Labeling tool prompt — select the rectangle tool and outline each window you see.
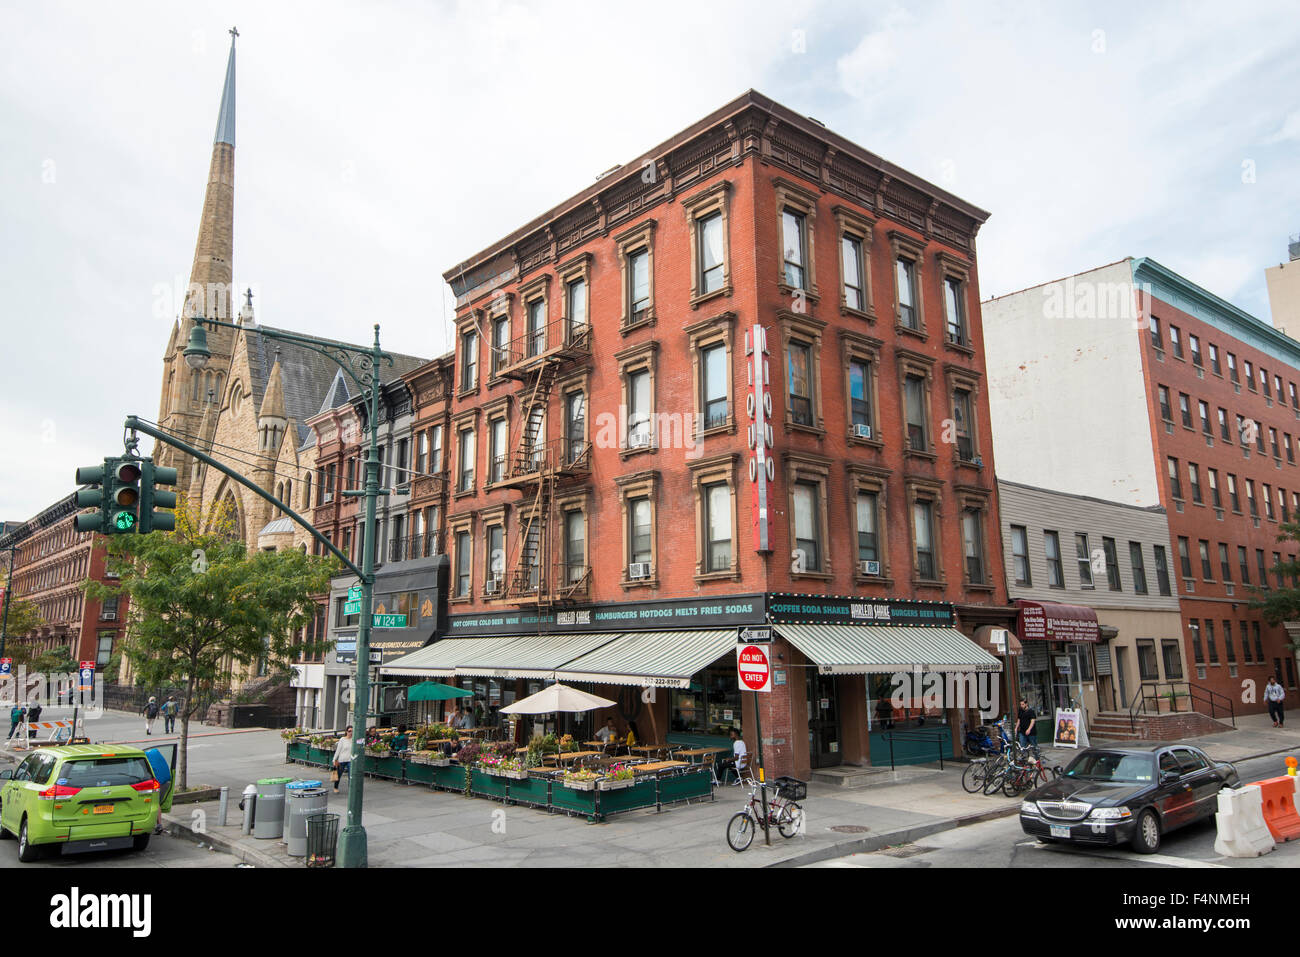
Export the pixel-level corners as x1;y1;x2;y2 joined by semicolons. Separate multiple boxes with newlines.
96;630;114;668
1292;382;1299;409
858;492;880;564
1240;621;1252;663
842;234;866;312
1245;359;1255;390
793;483;822;573
1129;542;1147;594
1282;488;1290;523
525;297;546;358
489;417;508;484
944;276;967;346
1275;551;1285;589
1177;537;1192;578
952;388;975;461
1209;343;1220;375
1247;479;1258;517
896;256;918;329
1189;334;1202;366
564;390;586;465
492;315;510;374
1263;368;1272;397
1103;536;1121;590
913;500;937;580
460;329;478;392
1011;525;1031;585
1189;620;1204;664
1219;408;1230;441
1253;622;1264;661
905;374;928;452
1287;434;1295;464
1257;548;1269;587
1258;422;1268;454
1152;544;1172;595
1205;620;1219;663
416;432;428;475
702;344;728;429
1228;352;1238;382
1199;540;1213;580
1188;463;1202;504
455;531;471;598
1179;393;1192;428
1199;400;1211;434
1076;532;1094;587
1137;640;1160;680
1044;530;1064;587
629;249;650;315
628;369;651;446
630;498;653;566
1150;316;1162;348
849;359;873;433
1265;483;1276;520
616;219;656;329
782;208;807;289
1158;386;1172;421
566;277;587;338
484;524;504;589
457;429;475;493
788;341;813;427
949;505;982;586
1228;473;1241;512
704;483;732;572
1223;621;1236;663
1208;469;1221;507
564;510;586;584
1169;325;1183;358
1219;543;1232;581
1238;545;1250;584
698;212;725;295
1162;641;1184;679
430;426;443;474
1167;457;1182;499
525;405;545;471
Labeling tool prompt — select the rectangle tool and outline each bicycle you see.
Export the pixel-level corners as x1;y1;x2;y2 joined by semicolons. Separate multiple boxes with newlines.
726;776;805;852
961;720;1010;793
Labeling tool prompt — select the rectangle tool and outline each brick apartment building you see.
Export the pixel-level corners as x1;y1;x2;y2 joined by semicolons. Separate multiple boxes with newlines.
0;496;127;669
382;91;1015;779
983;257;1300;716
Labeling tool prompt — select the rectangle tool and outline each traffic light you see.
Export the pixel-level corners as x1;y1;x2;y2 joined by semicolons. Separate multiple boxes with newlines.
106;459;142;534
73;458;111;534
140;460;178;534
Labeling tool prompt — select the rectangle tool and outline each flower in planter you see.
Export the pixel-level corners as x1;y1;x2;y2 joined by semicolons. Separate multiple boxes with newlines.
563;768;601;784
604;763;636;782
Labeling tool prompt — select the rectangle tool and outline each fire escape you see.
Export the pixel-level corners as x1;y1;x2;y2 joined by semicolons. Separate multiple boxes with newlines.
489;316;592;609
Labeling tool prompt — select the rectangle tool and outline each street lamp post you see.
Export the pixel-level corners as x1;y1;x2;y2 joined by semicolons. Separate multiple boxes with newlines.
0;544;17;660
184;314;391;868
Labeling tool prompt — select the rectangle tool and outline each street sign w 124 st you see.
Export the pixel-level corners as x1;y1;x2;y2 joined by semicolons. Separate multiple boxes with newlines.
373;614;406;628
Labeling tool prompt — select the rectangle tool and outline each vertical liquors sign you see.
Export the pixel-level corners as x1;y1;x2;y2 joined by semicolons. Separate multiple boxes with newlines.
747;323;774;553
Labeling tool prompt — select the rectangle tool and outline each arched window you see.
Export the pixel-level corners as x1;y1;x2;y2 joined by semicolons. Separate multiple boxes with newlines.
191;369;201;404
285;480;292;512
276;482;284;515
204;371;214;404
303;473;312;508
215;373;225;406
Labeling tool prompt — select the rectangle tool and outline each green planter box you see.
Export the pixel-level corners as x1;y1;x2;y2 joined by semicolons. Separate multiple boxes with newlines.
305;746;336;768
598;779;658;815
405;762;437;786
508;775;551;808
470;769;510;800
550;781;600;817
657;769;712;806
365;753;405;781
285;741;310;763
433;765;468;791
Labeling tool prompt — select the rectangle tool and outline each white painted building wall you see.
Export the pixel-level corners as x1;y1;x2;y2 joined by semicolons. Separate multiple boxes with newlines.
982;260;1160;506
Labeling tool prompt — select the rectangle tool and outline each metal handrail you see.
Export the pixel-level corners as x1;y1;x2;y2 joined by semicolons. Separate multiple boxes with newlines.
881;728;948;772
1127;679;1236;732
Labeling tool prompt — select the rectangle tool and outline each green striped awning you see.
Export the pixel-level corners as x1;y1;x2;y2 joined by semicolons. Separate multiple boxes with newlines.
380;637;524;677
453;633;623;680
555;629;738;689
776;624;1001;675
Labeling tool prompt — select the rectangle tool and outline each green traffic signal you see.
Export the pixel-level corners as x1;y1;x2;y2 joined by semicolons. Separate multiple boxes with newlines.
73;459;112;534
107;459;142;534
140;461;179;534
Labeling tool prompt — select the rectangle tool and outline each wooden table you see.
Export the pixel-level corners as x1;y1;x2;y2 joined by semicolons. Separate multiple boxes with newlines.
674;747;725;763
629;745;673;757
545;750;603;765
631;761;689;774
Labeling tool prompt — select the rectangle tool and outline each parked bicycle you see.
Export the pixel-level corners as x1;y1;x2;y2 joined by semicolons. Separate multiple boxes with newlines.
726;776;806;852
960;719;1011;793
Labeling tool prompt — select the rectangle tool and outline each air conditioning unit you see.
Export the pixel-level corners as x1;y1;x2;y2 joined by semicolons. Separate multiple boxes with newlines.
628;562;651;580
101;612;116;621
628;431;651;449
859;560;881;576
853;423;873;439
484;579;500;595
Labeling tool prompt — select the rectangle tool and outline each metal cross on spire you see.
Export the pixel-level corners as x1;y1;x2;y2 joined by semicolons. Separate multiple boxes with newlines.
230;26;239;40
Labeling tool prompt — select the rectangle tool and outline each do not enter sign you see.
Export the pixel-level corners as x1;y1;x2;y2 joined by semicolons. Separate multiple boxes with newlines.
737;643;771;693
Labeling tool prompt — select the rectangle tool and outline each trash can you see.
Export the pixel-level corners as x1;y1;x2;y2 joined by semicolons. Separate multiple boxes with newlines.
282;779;323;829
306;812;340;868
286;781;328;858
252;776;293;840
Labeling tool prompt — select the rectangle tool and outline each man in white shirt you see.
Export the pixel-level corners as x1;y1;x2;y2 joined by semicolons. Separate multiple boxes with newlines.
595;717;618;745
332;725;354;793
721;727;750;785
1265;676;1286;728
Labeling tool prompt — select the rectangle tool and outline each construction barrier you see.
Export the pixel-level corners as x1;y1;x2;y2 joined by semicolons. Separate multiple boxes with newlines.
1250;775;1300;843
1213;784;1275;858
5;719;74;750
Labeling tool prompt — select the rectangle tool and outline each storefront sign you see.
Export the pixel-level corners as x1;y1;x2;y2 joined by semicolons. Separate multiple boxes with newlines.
747;323;774;554
766;594;954;628
1016;600;1100;643
737;643;772;693
448;594;767;637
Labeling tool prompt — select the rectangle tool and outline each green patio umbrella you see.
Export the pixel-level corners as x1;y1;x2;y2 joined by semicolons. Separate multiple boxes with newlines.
407;681;473;702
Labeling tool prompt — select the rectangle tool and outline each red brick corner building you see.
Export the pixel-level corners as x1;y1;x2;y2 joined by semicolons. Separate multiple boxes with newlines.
389;91;1015;780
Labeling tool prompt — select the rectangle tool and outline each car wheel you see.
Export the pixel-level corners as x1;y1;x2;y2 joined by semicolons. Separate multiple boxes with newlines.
133;834;151;852
1130;808;1161;854
17;817;41;863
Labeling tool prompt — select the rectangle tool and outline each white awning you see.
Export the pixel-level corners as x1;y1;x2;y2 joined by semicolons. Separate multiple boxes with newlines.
555;629;738;689
776;624;1001;675
453;633;623;679
380;637;524;677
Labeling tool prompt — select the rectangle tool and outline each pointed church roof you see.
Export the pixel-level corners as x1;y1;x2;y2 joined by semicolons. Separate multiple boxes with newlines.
214;29;237;147
261;355;287;420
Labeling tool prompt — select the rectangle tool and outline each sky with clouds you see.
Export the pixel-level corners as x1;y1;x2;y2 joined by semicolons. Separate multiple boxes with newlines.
2;0;1298;520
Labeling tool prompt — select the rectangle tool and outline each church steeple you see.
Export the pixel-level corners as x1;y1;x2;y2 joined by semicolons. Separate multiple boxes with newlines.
214;27;236;147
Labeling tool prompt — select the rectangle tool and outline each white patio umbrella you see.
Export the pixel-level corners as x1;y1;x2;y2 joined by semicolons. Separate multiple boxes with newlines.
500;683;615;714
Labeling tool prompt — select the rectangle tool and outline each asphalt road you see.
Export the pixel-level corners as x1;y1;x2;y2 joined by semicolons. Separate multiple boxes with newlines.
813;753;1299;869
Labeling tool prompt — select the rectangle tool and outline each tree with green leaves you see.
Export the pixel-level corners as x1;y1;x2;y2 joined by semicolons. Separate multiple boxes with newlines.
0;595;47;659
1250;519;1300;678
84;499;336;789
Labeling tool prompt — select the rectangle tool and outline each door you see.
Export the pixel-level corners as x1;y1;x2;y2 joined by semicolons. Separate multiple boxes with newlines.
1114;648;1128;710
1172;747;1220;823
1156;749;1195;828
805;671;841;768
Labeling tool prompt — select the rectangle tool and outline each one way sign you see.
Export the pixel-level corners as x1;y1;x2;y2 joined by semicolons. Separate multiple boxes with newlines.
738;626;772;643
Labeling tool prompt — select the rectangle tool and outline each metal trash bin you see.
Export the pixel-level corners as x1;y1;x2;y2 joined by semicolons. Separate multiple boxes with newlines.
306;812;339;868
252;776;293;839
286;782;328;857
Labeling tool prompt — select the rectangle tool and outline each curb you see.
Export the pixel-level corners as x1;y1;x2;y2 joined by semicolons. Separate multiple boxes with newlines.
161;812;290;868
767;801;1022;868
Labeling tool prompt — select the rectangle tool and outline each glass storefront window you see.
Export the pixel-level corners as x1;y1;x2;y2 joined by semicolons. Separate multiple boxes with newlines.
670;663;740;735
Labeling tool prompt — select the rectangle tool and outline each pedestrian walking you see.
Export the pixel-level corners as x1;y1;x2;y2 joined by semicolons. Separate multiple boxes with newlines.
7;704;25;740
161;694;179;734
1265;675;1286;728
1015;698;1038;748
143;696;160;735
332;725;354;793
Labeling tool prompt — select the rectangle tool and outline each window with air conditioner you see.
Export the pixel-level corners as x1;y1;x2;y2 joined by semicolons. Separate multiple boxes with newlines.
849;360;872;439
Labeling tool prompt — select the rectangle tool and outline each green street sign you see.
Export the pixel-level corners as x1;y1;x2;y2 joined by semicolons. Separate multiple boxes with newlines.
343;600;362;615
348;586;363;601
372;613;406;628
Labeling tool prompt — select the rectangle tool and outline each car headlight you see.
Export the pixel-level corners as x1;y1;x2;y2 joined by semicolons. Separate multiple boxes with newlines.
1020;800;1039;816
1087;806;1131;820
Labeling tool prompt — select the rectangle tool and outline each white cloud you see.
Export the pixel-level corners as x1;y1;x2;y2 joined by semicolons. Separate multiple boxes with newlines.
1263;110;1300;144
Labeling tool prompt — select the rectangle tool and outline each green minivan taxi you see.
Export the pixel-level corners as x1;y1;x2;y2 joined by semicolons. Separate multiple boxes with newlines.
0;745;170;862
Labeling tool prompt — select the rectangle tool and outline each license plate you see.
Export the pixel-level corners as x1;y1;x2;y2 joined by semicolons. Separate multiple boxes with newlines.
93;804;114;815
1049;824;1070;838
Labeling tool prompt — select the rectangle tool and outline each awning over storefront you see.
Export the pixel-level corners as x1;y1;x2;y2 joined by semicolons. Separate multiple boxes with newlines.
1015;600;1100;643
380;637;524;677
453;632;623;680
554;629;737;689
973;625;1023;657
775;624;1002;675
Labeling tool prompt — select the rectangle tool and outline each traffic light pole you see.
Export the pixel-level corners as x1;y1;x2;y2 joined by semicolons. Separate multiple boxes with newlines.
0;545;16;660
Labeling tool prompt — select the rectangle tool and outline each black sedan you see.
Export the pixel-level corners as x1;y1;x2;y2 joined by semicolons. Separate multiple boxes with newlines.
1019;744;1239;853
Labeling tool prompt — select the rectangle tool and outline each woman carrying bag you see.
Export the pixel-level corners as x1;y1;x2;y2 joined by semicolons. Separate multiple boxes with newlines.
332;725;354;793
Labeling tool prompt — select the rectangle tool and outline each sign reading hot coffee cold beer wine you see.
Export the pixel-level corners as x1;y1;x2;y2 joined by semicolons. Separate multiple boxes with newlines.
766;594;954;627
